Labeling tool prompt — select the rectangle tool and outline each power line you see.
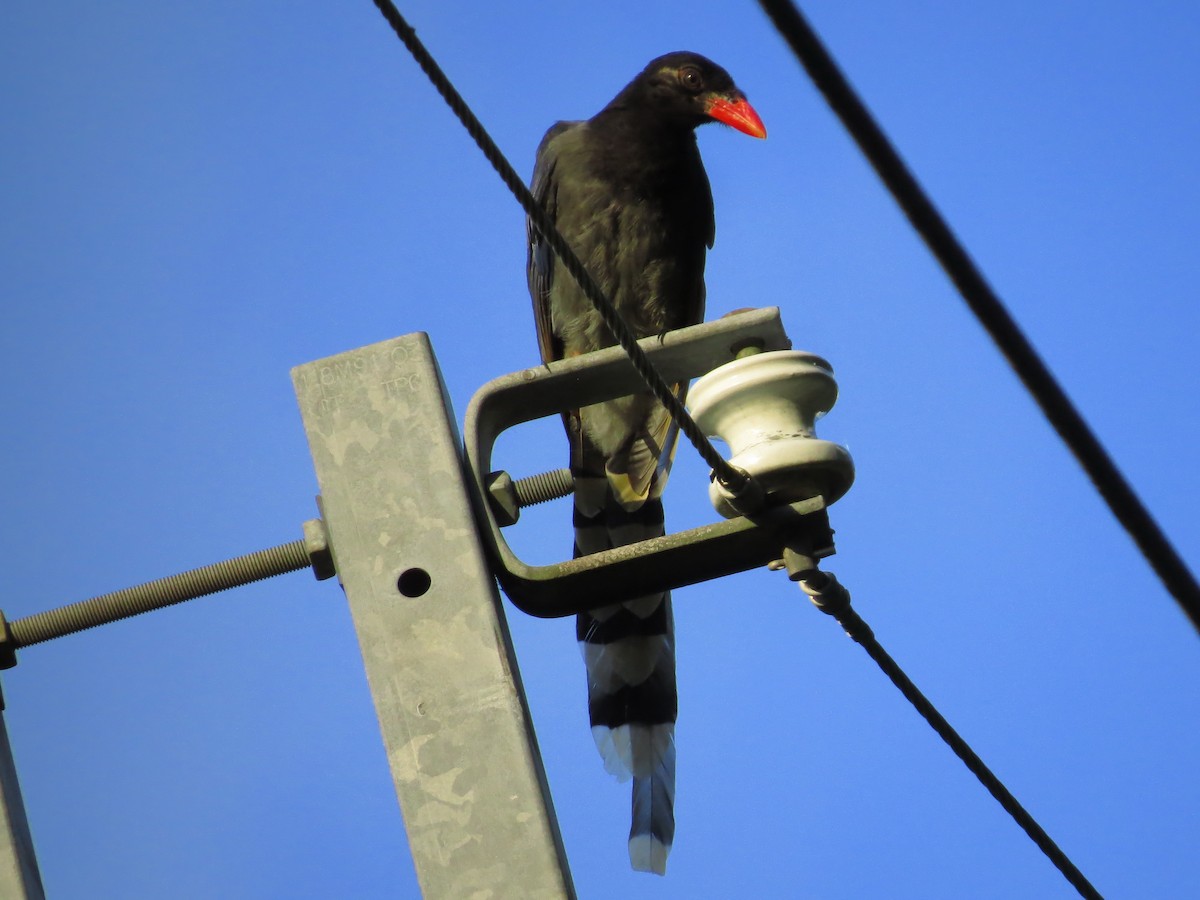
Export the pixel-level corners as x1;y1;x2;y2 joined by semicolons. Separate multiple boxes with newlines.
367;4;1113;893
795;569;1103;899
755;0;1200;634
368;0;753;498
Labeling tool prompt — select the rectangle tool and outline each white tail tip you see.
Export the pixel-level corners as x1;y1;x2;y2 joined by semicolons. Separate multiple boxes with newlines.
628;834;670;875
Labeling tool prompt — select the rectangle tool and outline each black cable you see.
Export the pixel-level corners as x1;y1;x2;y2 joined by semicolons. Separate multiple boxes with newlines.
798;571;1103;899
756;0;1200;634
368;0;750;494
366;7;1114;891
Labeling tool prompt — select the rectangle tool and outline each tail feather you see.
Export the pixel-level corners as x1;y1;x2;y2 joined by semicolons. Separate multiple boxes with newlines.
580;635;672;699
575;489;677;875
589;721;674;781
629;739;676;875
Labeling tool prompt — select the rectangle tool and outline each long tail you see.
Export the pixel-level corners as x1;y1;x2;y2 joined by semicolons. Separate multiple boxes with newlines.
574;488;677;875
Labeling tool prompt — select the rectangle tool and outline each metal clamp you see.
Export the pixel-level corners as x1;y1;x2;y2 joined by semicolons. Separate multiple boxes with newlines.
462;307;839;616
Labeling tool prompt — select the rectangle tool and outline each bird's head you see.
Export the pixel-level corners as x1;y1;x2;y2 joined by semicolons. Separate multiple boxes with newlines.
628;51;766;139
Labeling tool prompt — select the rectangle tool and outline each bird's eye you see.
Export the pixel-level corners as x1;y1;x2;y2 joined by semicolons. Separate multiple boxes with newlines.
679;66;704;93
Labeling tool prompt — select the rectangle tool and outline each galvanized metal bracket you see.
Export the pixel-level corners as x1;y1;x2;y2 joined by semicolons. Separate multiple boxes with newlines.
462;307;837;618
293;334;576;899
0;684;45;900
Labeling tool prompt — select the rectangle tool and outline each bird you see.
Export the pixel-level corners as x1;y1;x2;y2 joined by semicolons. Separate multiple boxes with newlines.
526;51;765;875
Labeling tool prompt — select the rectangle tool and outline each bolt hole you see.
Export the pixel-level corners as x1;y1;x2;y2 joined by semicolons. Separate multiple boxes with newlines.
397;567;432;598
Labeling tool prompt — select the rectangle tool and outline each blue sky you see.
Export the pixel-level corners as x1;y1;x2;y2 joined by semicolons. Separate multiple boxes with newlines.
3;2;1198;897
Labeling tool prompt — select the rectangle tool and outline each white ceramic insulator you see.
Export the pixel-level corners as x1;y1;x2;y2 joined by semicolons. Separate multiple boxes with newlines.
689;350;855;519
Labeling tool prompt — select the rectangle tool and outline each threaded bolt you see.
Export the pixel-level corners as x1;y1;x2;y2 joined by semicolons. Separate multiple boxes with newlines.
6;539;312;652
512;468;574;508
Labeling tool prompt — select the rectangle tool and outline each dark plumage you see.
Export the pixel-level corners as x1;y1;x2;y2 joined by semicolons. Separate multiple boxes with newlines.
526;51;764;875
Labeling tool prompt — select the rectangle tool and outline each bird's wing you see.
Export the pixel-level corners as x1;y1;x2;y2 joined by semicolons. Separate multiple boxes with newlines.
608;148;713;506
527;121;577;366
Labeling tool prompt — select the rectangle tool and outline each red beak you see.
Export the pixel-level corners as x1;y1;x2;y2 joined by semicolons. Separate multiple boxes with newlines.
706;95;767;139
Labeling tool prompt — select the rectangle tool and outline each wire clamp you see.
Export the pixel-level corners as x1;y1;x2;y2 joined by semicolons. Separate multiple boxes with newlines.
781;545;871;644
